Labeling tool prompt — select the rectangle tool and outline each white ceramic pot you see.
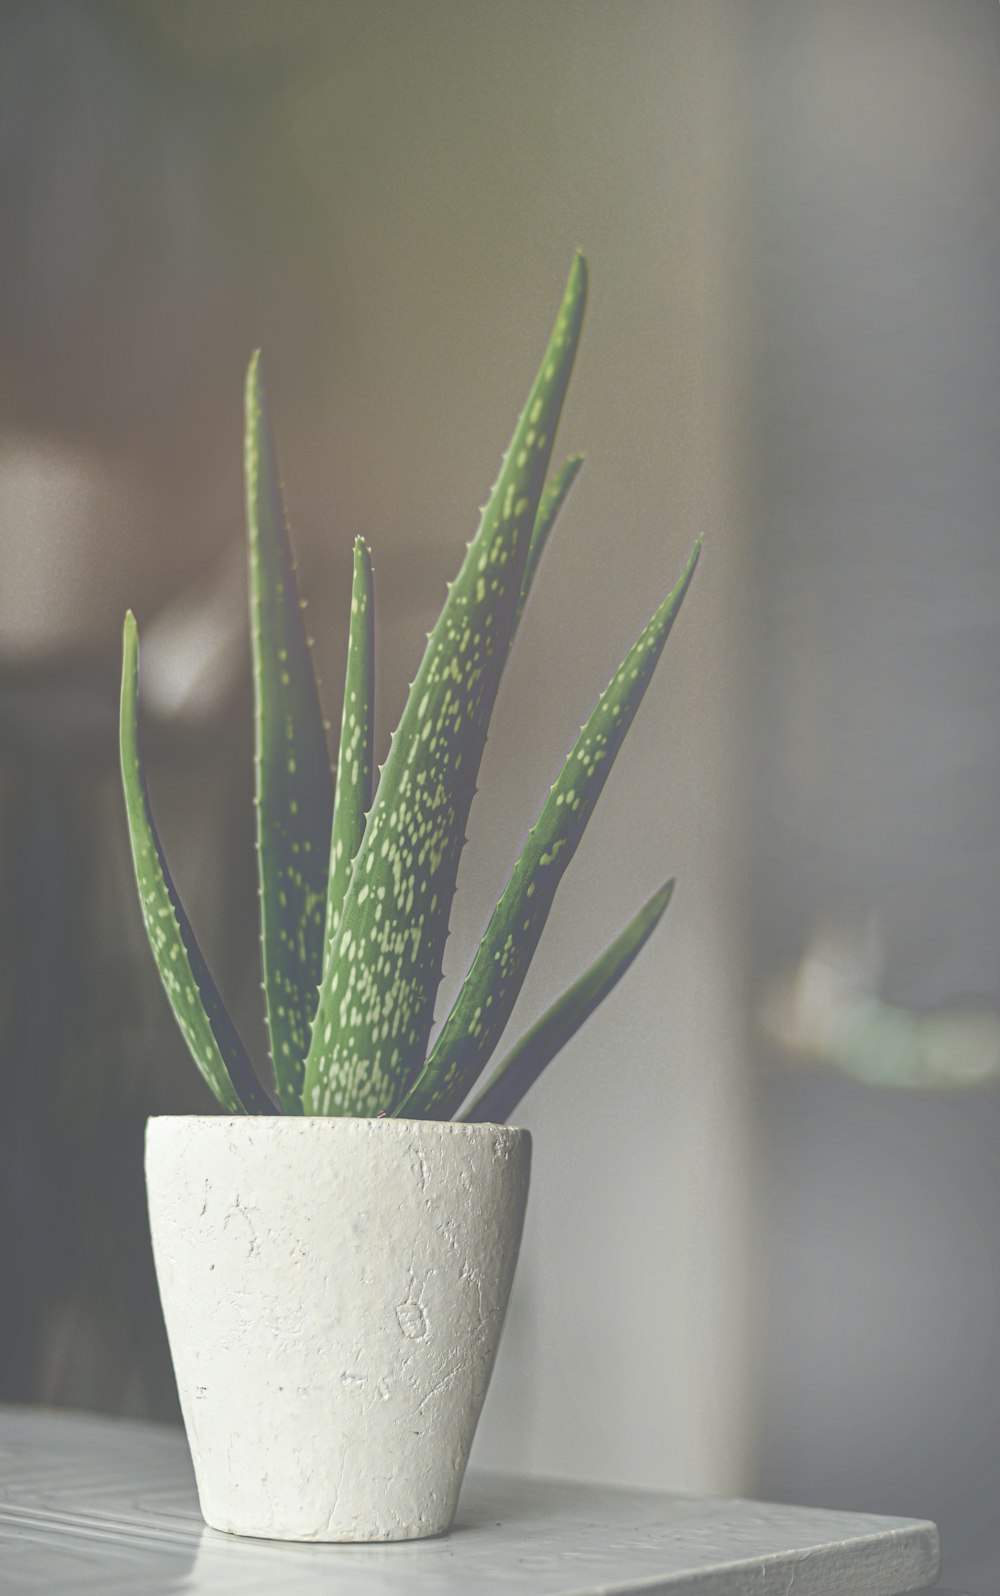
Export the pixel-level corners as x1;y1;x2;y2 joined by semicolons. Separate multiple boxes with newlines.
145;1115;530;1542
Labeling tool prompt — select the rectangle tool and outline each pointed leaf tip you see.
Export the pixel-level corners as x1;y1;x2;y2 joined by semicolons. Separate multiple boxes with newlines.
245;354;335;1111
397;542;698;1121
461;875;677;1125
514;453;587;636
314;527;377;1056
303;256;588;1116
118;614;274;1115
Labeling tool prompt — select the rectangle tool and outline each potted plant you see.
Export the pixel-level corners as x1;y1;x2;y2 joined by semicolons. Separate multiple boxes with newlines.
120;254;700;1542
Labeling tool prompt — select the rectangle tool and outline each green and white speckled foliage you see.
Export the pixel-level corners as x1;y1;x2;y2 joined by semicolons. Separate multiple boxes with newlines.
244;352;336;1113
119;255;700;1121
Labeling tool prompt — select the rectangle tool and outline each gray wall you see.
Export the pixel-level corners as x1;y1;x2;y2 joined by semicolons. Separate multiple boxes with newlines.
743;5;1000;1590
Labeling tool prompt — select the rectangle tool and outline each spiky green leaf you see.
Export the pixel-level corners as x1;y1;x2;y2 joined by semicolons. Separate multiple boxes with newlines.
395;538;700;1121
461;879;674;1124
119;613;275;1115
245;352;334;1113
302;253;588;1116
320;536;375;980
512;454;584;638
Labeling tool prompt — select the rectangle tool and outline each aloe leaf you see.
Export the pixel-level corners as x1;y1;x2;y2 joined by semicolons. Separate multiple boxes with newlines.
512;454;584;638
302;253;588;1116
320;536;375;976
119;613;276;1115
395;537;700;1121
245;352;334;1113
462;879;675;1124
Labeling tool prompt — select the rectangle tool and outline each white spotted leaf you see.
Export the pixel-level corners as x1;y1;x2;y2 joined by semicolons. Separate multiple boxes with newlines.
395;540;700;1121
512;454;584;639
461;879;675;1124
246;354;334;1113
119;613;276;1115
302;253;588;1115
319;536;375;990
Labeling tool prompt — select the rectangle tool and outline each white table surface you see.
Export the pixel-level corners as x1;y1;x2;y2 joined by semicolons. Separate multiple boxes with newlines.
0;1406;943;1595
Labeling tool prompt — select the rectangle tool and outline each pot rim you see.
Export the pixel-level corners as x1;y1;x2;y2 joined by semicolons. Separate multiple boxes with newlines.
145;1114;527;1134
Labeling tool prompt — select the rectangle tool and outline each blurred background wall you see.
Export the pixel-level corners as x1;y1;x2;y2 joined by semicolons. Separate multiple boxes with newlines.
743;6;1000;1593
0;3;997;1592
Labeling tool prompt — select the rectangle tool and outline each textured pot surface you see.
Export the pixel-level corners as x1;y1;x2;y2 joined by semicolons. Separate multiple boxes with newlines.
145;1115;530;1542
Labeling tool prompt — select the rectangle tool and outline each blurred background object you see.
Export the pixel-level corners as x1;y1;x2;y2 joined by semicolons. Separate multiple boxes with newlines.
0;2;998;1593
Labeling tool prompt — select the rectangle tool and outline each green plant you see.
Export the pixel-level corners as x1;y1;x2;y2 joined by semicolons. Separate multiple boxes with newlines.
119;255;700;1122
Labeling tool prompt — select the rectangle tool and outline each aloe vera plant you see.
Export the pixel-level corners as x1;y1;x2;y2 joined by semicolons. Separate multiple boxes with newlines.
120;255;700;1121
